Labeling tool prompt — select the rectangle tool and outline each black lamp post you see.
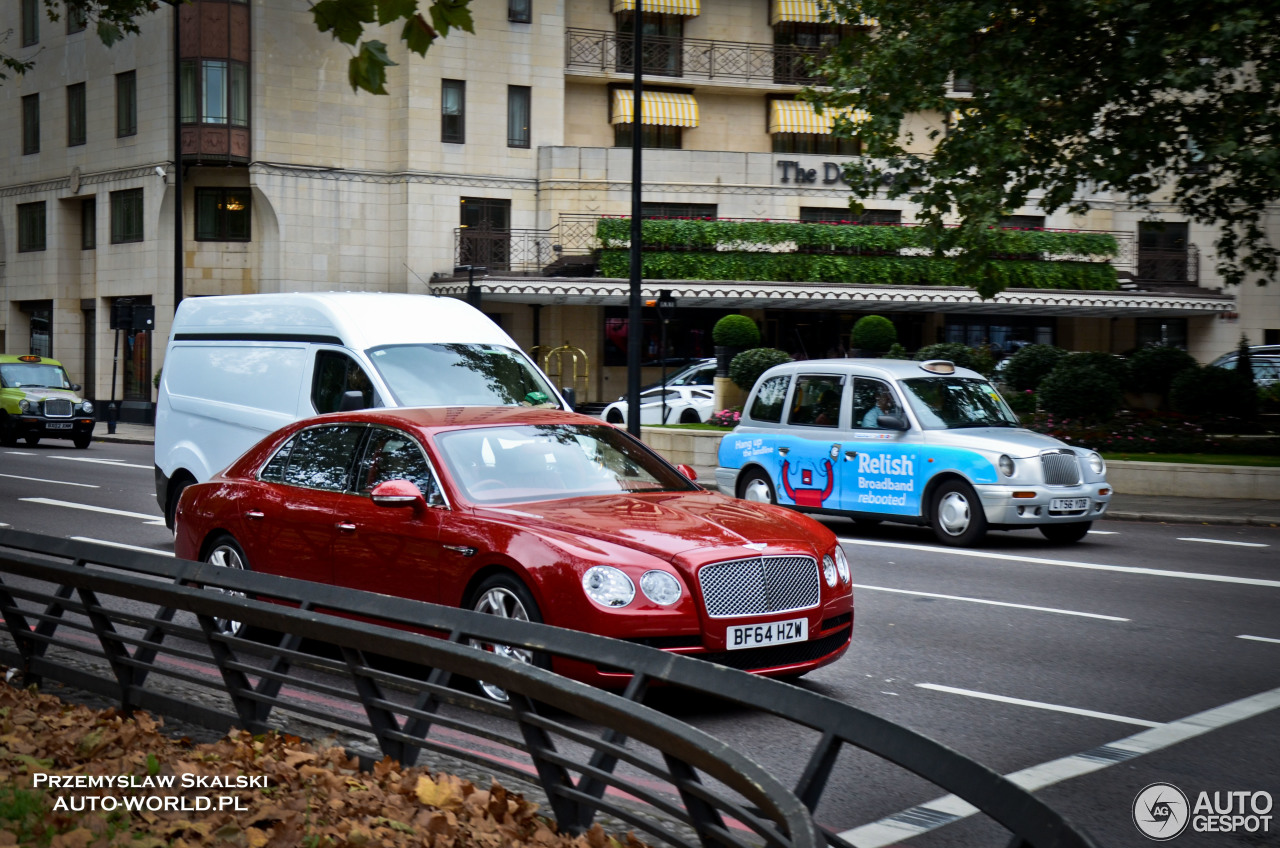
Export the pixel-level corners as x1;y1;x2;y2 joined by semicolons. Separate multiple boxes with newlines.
454;265;486;309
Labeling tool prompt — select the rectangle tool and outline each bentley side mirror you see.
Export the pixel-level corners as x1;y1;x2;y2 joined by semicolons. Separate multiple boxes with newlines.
677;464;698;482
370;479;425;509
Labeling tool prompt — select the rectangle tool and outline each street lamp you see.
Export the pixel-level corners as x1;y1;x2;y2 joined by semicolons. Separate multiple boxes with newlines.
454;265;487;309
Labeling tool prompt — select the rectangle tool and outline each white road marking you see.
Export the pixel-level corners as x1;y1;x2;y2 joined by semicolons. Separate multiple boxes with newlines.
850;583;1128;621
49;455;152;470
1177;537;1269;548
1086;530;1118;535
917;683;1160;727
69;536;174;557
839;537;1280;589
843;684;1280;847
20;498;166;524
4;452;38;456
1239;634;1280;644
0;473;98;488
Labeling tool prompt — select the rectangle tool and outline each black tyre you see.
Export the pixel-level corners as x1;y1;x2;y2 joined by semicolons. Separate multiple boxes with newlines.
737;469;777;505
1040;521;1092;544
202;534;250;636
467;574;550;702
72;435;92;450
165;475;193;532
852;518;882;531
24;436;39;447
679;408;701;424
0;416;16;447
929;479;988;546
605;407;624;425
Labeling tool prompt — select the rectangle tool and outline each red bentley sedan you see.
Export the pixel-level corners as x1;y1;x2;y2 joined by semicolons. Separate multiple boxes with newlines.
174;407;853;697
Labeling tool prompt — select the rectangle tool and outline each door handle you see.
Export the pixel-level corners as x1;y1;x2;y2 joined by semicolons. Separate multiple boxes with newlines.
844;451;857;461
335;522;356;532
778;447;790;456
245;510;264;520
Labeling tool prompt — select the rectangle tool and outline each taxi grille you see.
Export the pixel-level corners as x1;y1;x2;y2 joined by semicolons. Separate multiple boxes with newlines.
43;399;73;418
698;555;820;618
1040;450;1081;486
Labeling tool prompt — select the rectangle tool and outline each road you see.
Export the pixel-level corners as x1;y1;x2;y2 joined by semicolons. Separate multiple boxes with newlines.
0;440;1276;847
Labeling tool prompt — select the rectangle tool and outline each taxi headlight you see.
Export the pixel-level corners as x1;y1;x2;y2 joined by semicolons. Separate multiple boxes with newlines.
639;570;682;606
998;454;1015;477
80;400;94;414
834;546;851;583
821;555;838;588
1088;451;1105;475
582;566;635;608
18;400;31;413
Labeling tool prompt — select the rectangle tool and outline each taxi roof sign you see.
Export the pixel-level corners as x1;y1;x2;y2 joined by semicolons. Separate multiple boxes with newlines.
919;359;955;375
18;355;42;363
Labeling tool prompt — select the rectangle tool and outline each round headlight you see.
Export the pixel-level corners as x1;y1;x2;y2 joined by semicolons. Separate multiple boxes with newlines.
18;400;31;413
639;570;682;606
834;546;851;583
80;400;94;414
1088;451;1105;475
998;454;1015;477
821;555;838;588
582;566;635;608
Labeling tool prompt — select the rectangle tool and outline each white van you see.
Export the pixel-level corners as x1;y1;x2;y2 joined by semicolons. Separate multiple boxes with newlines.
155;292;564;527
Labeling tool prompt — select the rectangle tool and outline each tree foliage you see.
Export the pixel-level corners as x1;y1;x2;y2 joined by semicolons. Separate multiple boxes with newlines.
2;1;475;95
813;0;1280;296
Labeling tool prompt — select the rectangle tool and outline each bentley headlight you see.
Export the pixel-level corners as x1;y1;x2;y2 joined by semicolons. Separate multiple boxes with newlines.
1088;451;1105;475
822;555;838;588
582;566;635;608
834;546;851;583
80;400;94;414
639;570;682;606
998;454;1015;477
18;400;31;413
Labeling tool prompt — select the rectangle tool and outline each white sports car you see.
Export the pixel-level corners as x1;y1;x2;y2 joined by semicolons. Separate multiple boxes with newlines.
602;386;716;425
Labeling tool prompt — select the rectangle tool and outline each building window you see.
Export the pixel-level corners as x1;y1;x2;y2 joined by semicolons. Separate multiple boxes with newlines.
942;315;1054;354
22;0;39;45
509;0;531;23
23;302;53;358
116;71;137;137
67;83;87;146
22;94;40;155
615;12;683;76
1000;215;1045;229
195;188;252;241
442;79;465;143
507;85;531;148
613;123;682;150
641;202;716;219
81;198;96;250
18;202;47;253
801;207;901;225
459;196;512;270
1135;318;1188;350
180;60;250;126
772;133;860;156
110;189;144;244
67;3;87;33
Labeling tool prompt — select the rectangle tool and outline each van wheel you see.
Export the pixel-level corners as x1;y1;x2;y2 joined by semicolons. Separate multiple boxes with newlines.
1040;522;1092;544
467;574;550;702
738;470;777;505
203;534;251;637
930;480;987;547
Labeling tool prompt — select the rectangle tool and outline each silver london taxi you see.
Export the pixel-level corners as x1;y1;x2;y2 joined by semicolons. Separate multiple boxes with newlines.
715;359;1111;546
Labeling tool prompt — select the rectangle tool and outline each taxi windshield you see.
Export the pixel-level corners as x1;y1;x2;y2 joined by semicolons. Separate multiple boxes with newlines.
900;377;1019;430
366;343;560;409
0;362;73;390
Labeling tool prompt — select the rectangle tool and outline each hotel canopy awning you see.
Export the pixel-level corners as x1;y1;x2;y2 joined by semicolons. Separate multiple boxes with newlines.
611;0;700;15
771;0;874;26
611;90;700;127
769;100;870;134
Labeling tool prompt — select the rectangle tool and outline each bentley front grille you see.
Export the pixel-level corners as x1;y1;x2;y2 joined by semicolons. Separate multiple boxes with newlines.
698;555;820;618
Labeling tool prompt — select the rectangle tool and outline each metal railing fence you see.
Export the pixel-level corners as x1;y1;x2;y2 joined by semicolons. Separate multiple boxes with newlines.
0;529;1095;848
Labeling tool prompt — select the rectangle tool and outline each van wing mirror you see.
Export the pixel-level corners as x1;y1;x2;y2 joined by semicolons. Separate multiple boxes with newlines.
877;413;910;431
338;390;367;412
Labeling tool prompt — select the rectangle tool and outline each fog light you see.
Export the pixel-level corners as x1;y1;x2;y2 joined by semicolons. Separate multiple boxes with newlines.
1099;488;1111;496
1013;491;1036;499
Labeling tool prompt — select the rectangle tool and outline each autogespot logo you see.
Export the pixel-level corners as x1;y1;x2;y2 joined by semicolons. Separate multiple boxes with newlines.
1134;783;1190;841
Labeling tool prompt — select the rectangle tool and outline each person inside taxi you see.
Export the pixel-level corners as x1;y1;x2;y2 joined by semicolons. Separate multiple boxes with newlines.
860;387;900;428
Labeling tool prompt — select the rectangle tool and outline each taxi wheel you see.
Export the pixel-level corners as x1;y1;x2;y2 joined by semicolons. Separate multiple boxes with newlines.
0;416;15;447
930;480;987;546
203;534;251;637
467;574;550;702
73;435;91;450
679;408;701;424
1040;522;1092;544
738;470;777;505
24;436;40;447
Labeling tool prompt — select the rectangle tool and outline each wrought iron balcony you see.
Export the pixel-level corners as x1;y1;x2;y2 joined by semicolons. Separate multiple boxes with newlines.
565;28;826;86
1136;246;1200;285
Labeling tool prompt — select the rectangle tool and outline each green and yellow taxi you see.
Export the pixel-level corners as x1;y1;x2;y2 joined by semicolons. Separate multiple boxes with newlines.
0;355;96;449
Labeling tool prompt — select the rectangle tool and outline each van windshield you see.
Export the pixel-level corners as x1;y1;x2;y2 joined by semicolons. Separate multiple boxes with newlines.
900;377;1019;430
367;343;561;408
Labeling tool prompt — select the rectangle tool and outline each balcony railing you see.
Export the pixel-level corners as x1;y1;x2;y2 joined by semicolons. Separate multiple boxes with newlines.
566;28;826;86
1136;246;1200;285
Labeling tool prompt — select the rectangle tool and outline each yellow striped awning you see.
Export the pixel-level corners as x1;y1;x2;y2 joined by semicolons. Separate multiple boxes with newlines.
771;0;875;26
611;0;700;15
769;100;869;134
611;90;700;127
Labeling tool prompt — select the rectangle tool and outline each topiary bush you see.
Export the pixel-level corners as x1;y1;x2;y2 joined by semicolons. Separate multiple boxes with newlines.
882;342;911;360
1169;366;1258;421
913;343;979;371
1057;351;1128;385
1038;358;1123;420
729;348;792;391
850;315;897;354
1000;344;1067;392
712;314;761;348
1125;345;1198;395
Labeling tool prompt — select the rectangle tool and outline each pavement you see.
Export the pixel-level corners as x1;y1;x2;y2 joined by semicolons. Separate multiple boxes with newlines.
92;423;1280;527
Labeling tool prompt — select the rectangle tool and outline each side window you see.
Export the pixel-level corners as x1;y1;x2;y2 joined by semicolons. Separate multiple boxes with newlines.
788;374;845;428
260;434;297;482
312;350;375;414
356;427;442;504
853;378;903;429
748;375;790;423
282;426;364;491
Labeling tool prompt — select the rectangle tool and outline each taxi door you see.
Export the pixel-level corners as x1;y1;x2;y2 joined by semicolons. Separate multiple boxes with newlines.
837;377;924;517
772;373;847;511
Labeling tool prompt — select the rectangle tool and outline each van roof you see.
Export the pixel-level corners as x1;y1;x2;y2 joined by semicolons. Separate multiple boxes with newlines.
169;292;516;351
